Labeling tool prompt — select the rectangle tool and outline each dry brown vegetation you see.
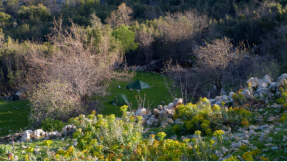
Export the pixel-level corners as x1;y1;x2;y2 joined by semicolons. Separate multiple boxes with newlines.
165;37;254;102
195;37;246;96
155;10;208;64
20;16;132;124
105;3;133;28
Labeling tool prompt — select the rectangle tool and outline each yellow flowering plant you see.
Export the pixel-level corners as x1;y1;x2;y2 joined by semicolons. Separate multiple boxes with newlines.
174;98;252;136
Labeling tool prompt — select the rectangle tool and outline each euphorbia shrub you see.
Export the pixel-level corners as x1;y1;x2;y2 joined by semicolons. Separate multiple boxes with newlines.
174;97;252;135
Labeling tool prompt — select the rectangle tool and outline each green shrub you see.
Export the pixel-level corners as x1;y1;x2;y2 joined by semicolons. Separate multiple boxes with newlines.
41;118;66;132
112;25;138;53
69;107;143;152
45;107;228;161
29;80;83;125
174;97;252;135
0;144;11;155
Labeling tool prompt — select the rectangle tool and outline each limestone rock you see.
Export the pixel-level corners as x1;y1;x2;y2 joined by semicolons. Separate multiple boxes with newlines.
246;77;259;88
73;142;78;147
167;103;174;110
267;116;275;122
277;73;287;82
262;75;273;84
135;108;147;116
277;79;287;88
34;129;44;138
175;119;183;124
214;96;223;102
157;105;163;111
167;118;174;124
20;131;31;142
257;124;268;130
268;82;277;92
244;135;249;140
271;146;279;150
241;140;250;145
173;98;183;108
171;135;177;140
164;109;175;118
209;99;216;104
153;109;160;117
34;148;40;155
256;88;268;95
160;121;169;128
231;141;241;148
181;136;188;141
24;130;33;134
147;120;152;126
61;125;76;136
258;83;268;89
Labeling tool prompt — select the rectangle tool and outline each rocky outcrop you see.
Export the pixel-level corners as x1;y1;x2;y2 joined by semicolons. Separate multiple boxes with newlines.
209;74;287;106
134;98;182;128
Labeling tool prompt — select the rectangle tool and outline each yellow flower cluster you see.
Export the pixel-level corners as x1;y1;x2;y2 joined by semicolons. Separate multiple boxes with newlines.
37;105;261;161
210;140;215;145
120;105;128;112
239;145;248;151
223;156;238;161
213;130;225;137
261;157;270;161
241;118;249;127
242;152;253;161
157;132;167;140
26;147;34;153
228;107;252;117
195;130;201;135
205;128;212;135
213;104;221;111
43;140;53;147
242;149;261;161
200;120;210;130
279;113;287;122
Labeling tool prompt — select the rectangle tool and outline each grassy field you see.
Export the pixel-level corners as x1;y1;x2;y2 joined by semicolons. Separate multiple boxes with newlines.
0;99;30;137
0;71;178;136
99;71;179;116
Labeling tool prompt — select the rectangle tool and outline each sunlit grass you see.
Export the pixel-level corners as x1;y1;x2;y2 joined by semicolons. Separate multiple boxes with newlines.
0;99;30;137
99;71;179;116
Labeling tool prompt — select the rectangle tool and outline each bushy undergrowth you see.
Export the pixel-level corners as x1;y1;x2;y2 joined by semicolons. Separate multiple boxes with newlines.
173;98;252;135
69;107;143;153
0;145;11;155
42;107;229;161
29;80;83;125
2;99;284;161
41;118;66;132
275;82;287;123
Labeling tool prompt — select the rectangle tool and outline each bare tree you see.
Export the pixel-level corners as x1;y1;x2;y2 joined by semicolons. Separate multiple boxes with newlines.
196;37;246;96
105;3;133;28
136;29;154;63
22;16;132;123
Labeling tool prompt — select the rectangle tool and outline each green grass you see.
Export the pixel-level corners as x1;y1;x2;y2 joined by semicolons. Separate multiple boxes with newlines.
99;71;179;116
0;99;30;137
0;71;178;136
0;138;74;161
